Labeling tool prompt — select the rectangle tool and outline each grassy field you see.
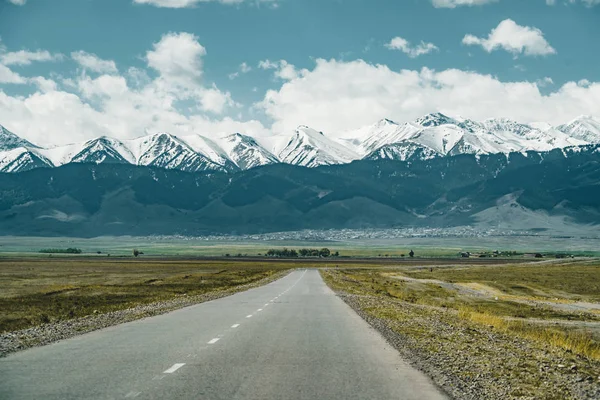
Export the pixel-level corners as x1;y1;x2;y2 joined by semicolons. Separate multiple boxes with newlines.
321;260;600;399
0;253;544;335
0;257;300;333
1;235;600;258
403;260;600;302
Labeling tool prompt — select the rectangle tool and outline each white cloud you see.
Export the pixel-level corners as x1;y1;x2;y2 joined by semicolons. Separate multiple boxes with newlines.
258;59;303;80
7;0;27;5
434;0;600;6
0;50;62;66
30;77;58;93
257;58;600;134
548;0;600;6
463;19;556;56
198;85;235;113
229;62;252;80
385;37;439;58
0;64;26;84
146;32;205;86
431;0;498;8
71;51;118;74
536;77;554;87
144;32;235;114
0;33;262;146
133;0;277;8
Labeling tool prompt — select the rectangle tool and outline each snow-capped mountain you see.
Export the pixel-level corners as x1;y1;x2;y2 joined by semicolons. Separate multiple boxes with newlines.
0;125;39;151
556;115;600;143
350;113;594;162
276;126;360;168
337;118;420;156
0;147;53;173
215;133;279;170
1;113;600;173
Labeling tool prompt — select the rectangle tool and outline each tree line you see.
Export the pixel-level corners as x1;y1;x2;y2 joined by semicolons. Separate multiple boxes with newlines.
265;248;339;258
39;248;82;254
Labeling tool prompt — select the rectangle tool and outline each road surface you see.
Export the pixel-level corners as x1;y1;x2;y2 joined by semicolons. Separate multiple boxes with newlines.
0;270;447;400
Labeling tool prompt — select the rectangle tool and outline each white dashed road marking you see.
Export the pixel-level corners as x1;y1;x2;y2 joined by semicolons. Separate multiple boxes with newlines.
231;324;240;328
246;315;253;318
163;363;185;374
208;338;220;344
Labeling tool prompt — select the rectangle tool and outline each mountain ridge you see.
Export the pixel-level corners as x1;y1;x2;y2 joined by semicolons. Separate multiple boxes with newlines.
1;113;599;173
1;144;598;236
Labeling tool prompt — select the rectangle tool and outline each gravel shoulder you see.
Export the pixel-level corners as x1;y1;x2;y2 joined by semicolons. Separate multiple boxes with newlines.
0;270;290;357
322;271;600;400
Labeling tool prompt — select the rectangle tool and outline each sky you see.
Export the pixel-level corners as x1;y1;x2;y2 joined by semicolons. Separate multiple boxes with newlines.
0;0;599;146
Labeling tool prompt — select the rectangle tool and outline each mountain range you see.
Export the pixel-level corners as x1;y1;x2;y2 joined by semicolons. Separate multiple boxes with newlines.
1;144;599;236
2;113;600;173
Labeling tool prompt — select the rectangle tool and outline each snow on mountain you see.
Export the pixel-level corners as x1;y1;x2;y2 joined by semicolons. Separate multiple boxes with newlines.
179;134;237;170
129;133;228;172
214;133;278;170
557;115;600;143
0;147;53;173
2;113;600;173
336;118;420;156
277;126;360;167
364;142;441;161
0;125;38;151
367;114;595;162
482;118;585;151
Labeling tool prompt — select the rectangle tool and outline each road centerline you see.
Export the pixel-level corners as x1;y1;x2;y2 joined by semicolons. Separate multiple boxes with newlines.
163;363;185;374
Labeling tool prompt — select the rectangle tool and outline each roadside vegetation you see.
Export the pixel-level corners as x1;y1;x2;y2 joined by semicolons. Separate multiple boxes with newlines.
0;258;296;333
322;260;600;399
39;248;82;254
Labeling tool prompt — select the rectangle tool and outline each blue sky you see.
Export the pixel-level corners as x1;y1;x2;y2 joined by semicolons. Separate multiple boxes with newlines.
0;0;599;146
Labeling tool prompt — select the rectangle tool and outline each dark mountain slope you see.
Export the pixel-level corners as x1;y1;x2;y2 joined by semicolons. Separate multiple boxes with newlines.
0;146;598;236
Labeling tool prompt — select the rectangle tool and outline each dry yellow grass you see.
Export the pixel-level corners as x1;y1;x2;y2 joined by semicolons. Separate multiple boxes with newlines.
458;307;600;360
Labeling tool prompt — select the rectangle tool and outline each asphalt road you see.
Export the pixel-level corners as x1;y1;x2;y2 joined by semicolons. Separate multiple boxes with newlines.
0;270;447;400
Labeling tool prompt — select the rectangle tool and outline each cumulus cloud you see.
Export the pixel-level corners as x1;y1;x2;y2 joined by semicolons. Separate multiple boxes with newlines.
0;64;26;84
258;59;304;80
385;37;439;58
146;32;205;85
431;0;498;8
145;32;234;114
463;19;556;56
0;33;263;146
257;58;599;134
229;62;252;80
7;0;27;5
71;51;118;74
0;50;62;66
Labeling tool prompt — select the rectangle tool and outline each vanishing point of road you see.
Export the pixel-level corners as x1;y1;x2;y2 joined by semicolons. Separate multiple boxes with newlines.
0;270;447;400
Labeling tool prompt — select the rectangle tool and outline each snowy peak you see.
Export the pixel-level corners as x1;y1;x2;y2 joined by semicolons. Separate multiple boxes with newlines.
217;132;278;170
70;137;130;165
414;113;456;127
0;147;53;173
2;112;600;173
131;132;228;172
278;126;359;167
374;118;398;128
557;115;600;143
0;125;38;151
483;118;535;138
338;119;418;156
